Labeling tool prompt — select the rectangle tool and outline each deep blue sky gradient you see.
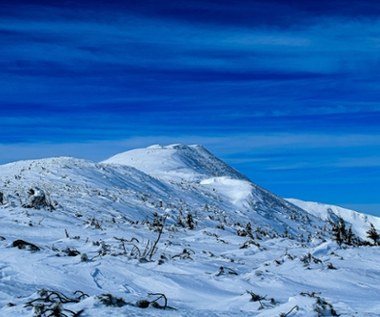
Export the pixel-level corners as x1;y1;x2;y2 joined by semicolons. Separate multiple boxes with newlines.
1;1;380;215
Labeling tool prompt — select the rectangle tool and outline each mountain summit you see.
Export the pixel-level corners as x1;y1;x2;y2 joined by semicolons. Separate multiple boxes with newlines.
102;144;247;182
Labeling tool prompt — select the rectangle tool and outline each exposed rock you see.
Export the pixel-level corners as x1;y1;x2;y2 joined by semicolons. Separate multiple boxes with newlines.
22;187;55;211
12;239;40;252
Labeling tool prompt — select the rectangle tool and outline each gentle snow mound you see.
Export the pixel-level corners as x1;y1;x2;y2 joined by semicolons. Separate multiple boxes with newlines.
200;177;254;208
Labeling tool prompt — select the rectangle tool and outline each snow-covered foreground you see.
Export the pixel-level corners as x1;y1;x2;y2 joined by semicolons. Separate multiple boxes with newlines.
0;144;379;316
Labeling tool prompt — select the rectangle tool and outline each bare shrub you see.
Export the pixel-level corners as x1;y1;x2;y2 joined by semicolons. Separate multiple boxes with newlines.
97;294;126;307
25;289;87;317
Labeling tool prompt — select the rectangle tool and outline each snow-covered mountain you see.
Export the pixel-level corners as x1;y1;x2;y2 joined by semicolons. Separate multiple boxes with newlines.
1;146;319;236
0;144;379;316
102;144;322;236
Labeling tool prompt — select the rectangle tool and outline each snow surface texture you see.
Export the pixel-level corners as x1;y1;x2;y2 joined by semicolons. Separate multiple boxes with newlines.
0;144;379;316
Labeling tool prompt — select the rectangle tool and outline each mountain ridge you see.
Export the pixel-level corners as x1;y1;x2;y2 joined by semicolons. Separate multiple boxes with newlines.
1;145;378;237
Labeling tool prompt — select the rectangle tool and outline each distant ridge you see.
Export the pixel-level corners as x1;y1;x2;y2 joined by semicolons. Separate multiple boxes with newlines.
288;198;380;239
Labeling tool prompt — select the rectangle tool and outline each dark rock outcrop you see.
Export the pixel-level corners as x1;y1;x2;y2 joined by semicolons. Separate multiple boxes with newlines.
12;239;40;252
22;187;55;211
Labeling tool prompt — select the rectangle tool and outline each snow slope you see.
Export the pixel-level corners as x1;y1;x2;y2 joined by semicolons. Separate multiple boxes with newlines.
287;198;380;239
0;145;379;316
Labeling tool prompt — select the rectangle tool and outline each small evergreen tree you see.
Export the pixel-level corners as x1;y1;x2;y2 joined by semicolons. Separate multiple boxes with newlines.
346;226;354;246
245;222;253;239
366;223;379;245
186;213;195;230
332;217;346;246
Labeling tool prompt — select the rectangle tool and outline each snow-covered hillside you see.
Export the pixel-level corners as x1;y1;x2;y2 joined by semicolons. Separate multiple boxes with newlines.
288;198;380;239
0;145;379;316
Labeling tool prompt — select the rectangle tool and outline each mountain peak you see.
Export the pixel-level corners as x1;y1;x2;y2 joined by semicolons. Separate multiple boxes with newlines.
102;144;247;182
146;143;206;151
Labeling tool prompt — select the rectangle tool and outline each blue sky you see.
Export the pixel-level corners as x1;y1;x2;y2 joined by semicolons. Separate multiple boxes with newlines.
1;1;380;216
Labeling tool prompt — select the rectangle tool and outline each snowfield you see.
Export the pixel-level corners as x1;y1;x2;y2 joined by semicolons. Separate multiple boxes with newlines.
0;144;379;316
